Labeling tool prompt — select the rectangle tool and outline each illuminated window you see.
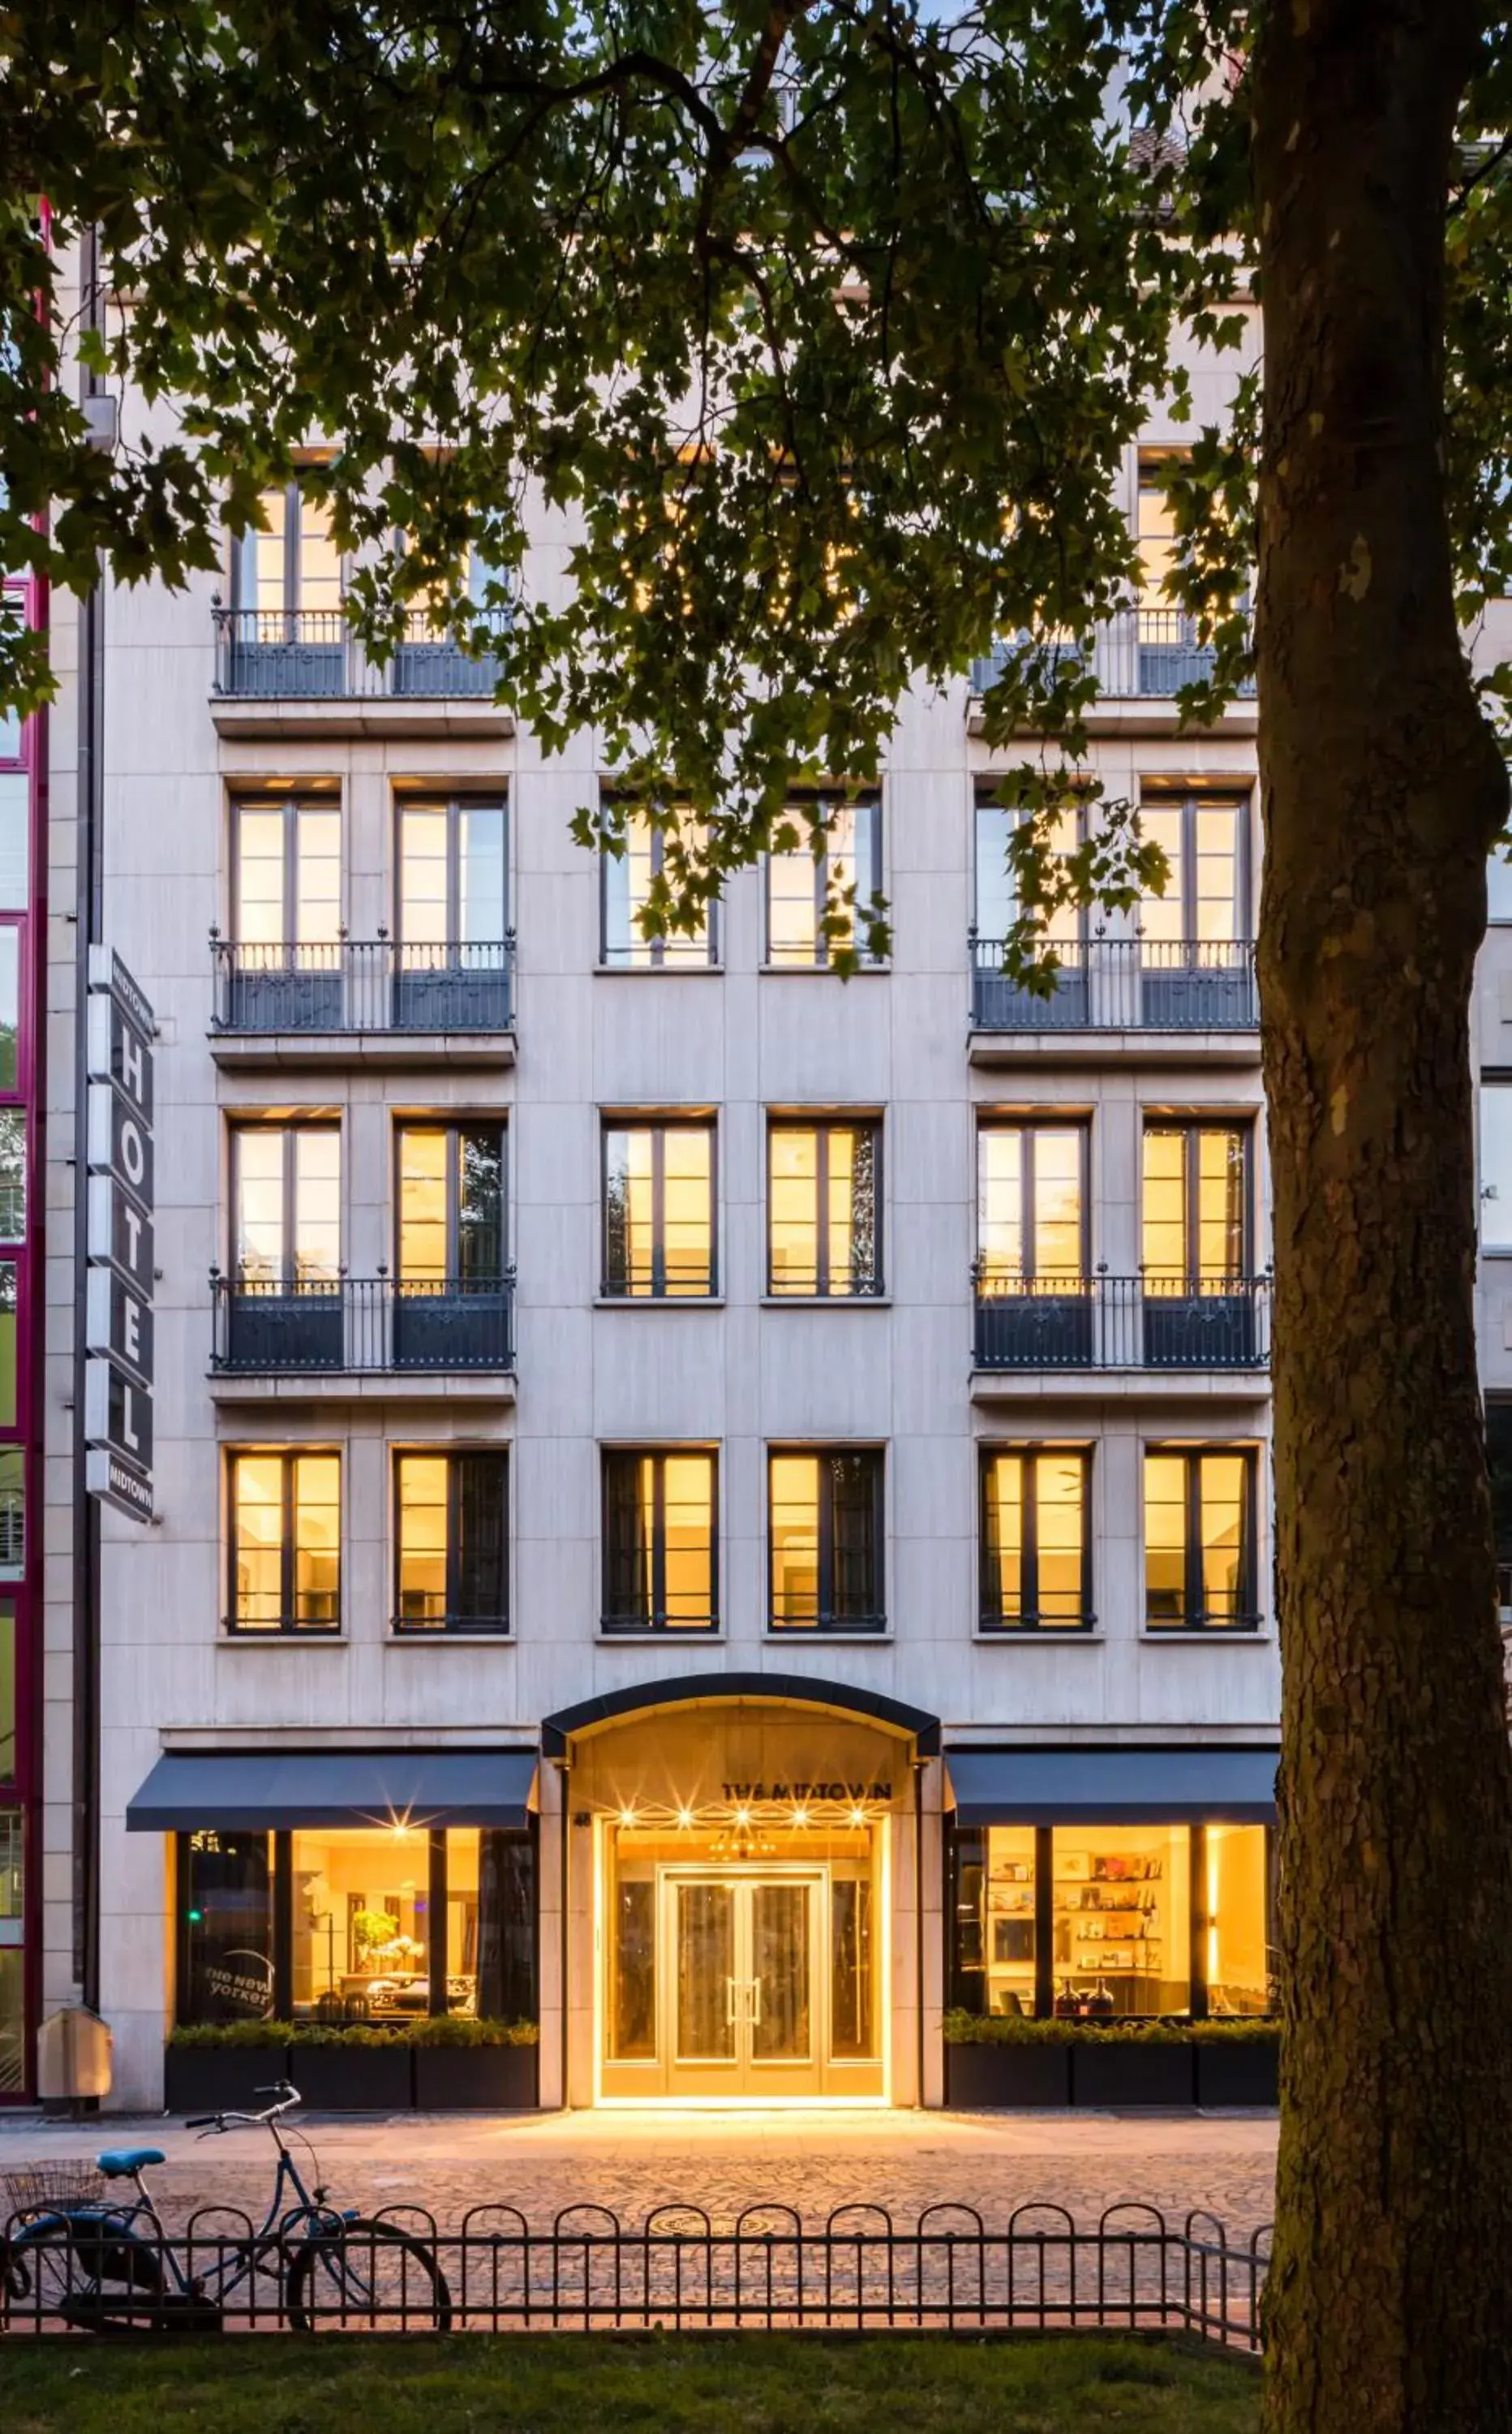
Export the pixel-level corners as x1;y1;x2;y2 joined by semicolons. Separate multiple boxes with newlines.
977;1124;1085;1283
234;479;341;617
0;1111;24;1241
602;1450;717;1632
232;798;341;949
1141;1122;1248;1283
394;1451;508;1633
1144;1447;1257;1630
974;797;1085;952
0;771;27;910
227;1450;341;1634
766;798;882;967
1204;1824;1271;2016
1136;454;1183;612
1053;1825;1192;2017
768;1449;884;1632
1137;792;1248;947
980;1449;1091;1632
397;1124;505;1284
603;1120;715;1297
397;798;506;949
232;1124;340;1288
602;810;715;966
767;1121;880;1297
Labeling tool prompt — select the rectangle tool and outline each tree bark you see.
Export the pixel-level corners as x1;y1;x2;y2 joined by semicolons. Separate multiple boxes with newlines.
1253;6;1512;2429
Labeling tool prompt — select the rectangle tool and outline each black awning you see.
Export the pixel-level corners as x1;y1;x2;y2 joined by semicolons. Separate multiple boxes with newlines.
125;1748;537;1832
946;1745;1277;1826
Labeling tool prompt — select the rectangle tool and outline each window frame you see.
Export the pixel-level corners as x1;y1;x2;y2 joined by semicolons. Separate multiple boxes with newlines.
599;807;718;968
766;1116;883;1298
392;1447;509;1636
599;1447;719;1635
1136;788;1252;945
230;793;342;948
767;1445;887;1636
226;1448;341;1636
972;789;1089;949
230;474;341;616
1142;1445;1260;1633
394;793;509;948
230;1120;341;1287
763;794;884;970
977;1120;1089;1282
600;1116;719;1299
394;1118;507;1283
1140;1117;1252;1284
977;1446;1094;1635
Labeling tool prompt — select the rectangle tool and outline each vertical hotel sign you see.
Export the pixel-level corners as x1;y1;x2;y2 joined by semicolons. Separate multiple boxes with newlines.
84;948;155;1520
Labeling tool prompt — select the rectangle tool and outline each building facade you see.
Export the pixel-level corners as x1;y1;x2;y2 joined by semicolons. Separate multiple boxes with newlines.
22;298;1506;2115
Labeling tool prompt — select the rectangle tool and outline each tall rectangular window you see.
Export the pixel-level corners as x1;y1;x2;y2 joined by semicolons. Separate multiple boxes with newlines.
977;1124;1085;1282
1144;1448;1257;1631
394;1451;508;1633
603;1120;715;1297
397;1123;505;1283
232;1125;340;1285
1137;793;1248;945
766;798;882;967
176;1832;274;2023
768;1449;884;1632
0;771;27;911
1141;1122;1248;1282
1488;1400;1512;1619
397;798;507;948
1482;1082;1512;1249
767;1120;880;1297
232;798;341;949
234;479;341;617
228;1451;341;1633
980;1449;1091;1632
1136;453;1180;609
1053;1824;1192;2016
602;1450;718;1632
602;810;714;965
974;798;1084;950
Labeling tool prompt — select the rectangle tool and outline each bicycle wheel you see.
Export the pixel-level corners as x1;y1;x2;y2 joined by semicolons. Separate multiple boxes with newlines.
2;2217;165;2331
286;2219;452;2332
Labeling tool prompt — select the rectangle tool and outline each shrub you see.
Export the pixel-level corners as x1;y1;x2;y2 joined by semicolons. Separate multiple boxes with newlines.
942;2007;1278;2048
169;2015;539;2050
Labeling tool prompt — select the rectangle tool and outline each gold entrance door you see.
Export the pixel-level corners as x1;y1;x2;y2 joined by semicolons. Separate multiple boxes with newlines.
664;1872;823;2098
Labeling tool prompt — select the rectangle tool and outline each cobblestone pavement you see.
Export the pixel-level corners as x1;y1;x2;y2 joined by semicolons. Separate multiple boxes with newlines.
1;2106;1278;2242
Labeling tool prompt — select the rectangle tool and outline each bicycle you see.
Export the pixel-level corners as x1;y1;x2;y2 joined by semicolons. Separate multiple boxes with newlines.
1;2079;453;2332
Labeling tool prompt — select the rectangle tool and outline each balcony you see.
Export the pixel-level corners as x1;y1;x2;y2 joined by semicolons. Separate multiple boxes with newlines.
972;1272;1270;1400
208;1273;515;1403
969;936;1258;1066
968;611;1256;737
208;937;515;1069
209;606;513;738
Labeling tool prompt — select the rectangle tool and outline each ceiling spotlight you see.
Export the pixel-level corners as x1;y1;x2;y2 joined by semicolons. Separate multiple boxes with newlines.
619;1807;638;1829
677;1807;695;1829
848;1806;866;1828
791;1806;810;1829
735;1805;752;1827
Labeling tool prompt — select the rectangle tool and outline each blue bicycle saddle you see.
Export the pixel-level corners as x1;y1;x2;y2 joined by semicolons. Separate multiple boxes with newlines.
97;2148;165;2176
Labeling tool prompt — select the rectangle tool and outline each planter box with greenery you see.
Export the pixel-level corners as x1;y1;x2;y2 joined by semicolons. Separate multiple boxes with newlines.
942;2012;1278;2111
1071;2030;1196;2109
409;2019;539;2111
1193;2026;1280;2108
165;2023;293;2115
285;2028;415;2110
166;2018;542;2113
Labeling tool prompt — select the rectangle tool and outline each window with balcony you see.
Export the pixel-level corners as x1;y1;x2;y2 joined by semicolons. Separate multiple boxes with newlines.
1144;1447;1258;1631
227;1450;341;1634
603;1120;716;1298
1134;791;1254;1025
224;479;345;696
979;1448;1092;1633
768;1449;885;1633
767;1120;881;1297
391;532;509;696
602;1450;718;1633
222;1122;341;1370
395;796;511;1027
602;809;715;967
394;1450;508;1634
972;798;1089;1027
220;797;343;1030
766;797;882;968
1141;1120;1260;1364
396;1121;510;1367
975;1122;1089;1365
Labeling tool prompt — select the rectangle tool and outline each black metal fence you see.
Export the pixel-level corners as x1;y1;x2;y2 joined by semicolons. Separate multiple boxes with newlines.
210;1274;516;1375
212;608;509;699
969;610;1257;704
1;2200;1269;2349
973;1273;1271;1372
210;938;514;1035
970;935;1257;1032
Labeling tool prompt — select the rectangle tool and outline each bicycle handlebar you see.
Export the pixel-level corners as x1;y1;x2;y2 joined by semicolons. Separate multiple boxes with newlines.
186;2083;303;2134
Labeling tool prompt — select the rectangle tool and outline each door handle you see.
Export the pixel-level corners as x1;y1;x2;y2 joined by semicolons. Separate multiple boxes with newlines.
750;1976;762;2028
724;1975;738;2026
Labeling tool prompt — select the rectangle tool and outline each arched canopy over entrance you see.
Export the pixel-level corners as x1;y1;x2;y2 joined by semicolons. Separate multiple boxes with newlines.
540;1671;940;1761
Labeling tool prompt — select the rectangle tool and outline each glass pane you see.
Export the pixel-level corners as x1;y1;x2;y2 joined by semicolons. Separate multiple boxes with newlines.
0;1601;15;1782
1144;1452;1188;1623
662;1454;714;1624
459;1126;505;1278
294;808;341;948
604;1128;655;1295
831;1876;878;2054
830;1451;878;1623
1483;1085;1512;1249
1052;1824;1192;2017
1138;802;1184;946
0;1814;17;2091
603;1451;654;1624
234;1130;286;1280
458;805;506;944
1194;801;1240;941
1136;458;1178;608
825;803;861;961
1141;1127;1188;1279
294;1454;341;1623
0;1262;17;1428
1488;1402;1512;1611
455;1452;507;1623
977;1129;1024;1280
297;490;341;613
474;1830;535;2023
676;1881;735;2058
1489;848;1512;923
0;1447;24;1577
178;1830;273;2023
446;1828;480;2008
1205;1824;1270;2015
1197;1129;1246;1279
982;1453;1024;1623
0;926;19;1092
292;1129;341;1283
750;1881;811;2060
0;773;25;915
770;1455;818;1625
663;1127;713;1295
1031;1129;1083;1277
767;832;818;963
975;801;1016;945
249;487;287;613
1199;1454;1248;1620
235;808;289;948
399;1129;447;1280
611;1872;656;2058
605;813;655;965
397;1454;448;1622
769;1127;818;1294
0;1110;25;1241
399;806;449;948
835;1126;877;1293
291;1825;428;2015
233;1454;285;1626
1037;1451;1086;1621
983;1826;1037;2016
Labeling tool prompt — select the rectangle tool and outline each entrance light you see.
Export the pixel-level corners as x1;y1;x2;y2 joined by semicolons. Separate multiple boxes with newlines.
734;1805;752;1828
619;1807;638;1828
677;1807;695;1829
791;1806;810;1829
848;1806;866;1828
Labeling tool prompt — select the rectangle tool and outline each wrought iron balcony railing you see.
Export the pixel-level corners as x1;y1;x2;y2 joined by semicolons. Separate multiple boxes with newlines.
211;1273;515;1376
971;935;1256;1032
210;936;514;1034
973;1271;1271;1372
969;608;1256;703
212;605;509;699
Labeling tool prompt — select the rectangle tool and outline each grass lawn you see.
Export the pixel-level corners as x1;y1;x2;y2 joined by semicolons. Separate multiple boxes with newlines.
3;2333;1259;2432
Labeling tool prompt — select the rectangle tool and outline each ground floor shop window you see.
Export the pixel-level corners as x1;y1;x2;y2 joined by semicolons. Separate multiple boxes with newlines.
175;1823;535;2027
950;1817;1272;2020
0;1807;21;2094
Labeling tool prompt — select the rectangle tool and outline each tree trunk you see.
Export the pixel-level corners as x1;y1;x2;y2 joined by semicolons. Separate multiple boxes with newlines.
1252;7;1512;2429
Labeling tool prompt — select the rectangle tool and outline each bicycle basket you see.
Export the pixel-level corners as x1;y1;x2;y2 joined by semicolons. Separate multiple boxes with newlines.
3;2162;107;2221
